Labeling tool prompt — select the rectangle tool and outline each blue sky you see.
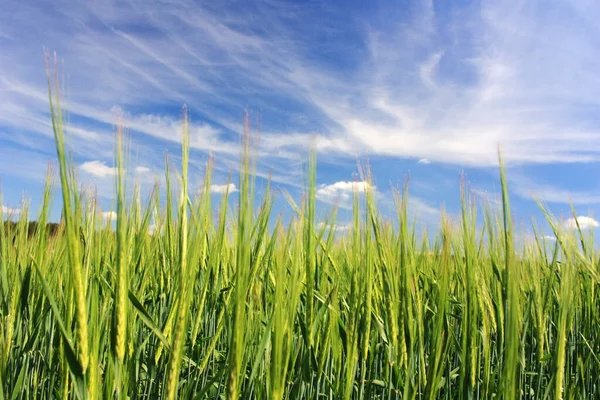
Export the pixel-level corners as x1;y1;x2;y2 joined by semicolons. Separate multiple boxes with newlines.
1;0;600;236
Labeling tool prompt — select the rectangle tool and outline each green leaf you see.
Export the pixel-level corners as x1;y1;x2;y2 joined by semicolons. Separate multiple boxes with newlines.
10;362;26;400
32;257;83;378
128;289;171;350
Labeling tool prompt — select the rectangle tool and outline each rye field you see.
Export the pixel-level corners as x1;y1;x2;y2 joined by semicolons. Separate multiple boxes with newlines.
1;72;599;400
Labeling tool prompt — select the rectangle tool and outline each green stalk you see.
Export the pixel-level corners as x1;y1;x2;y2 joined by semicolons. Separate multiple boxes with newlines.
227;111;252;400
166;106;191;400
45;51;90;374
114;123;128;364
499;149;520;400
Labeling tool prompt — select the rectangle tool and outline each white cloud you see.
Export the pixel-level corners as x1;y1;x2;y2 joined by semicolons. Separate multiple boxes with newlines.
80;161;117;178
317;222;352;232
565;216;599;230
1;0;600;201
135;166;151;174
120;112;239;156
101;211;117;223
543;235;557;242
316;181;373;204
418;158;431;164
209;183;238;194
148;224;160;235
1;205;20;214
419;52;443;89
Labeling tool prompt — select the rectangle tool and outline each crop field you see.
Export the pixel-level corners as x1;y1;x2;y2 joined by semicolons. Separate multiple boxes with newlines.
1;74;600;399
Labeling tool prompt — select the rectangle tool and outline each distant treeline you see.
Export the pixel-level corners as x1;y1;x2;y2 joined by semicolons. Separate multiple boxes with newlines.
1;221;62;237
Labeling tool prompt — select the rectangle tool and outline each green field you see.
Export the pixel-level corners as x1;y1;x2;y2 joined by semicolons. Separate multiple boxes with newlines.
1;71;599;400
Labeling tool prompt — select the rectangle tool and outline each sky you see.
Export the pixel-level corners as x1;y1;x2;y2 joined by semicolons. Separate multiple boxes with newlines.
2;0;600;237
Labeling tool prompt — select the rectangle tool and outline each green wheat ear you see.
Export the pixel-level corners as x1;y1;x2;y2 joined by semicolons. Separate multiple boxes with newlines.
5;54;600;399
227;110;253;400
498;147;520;400
113;118;128;372
166;105;191;400
45;50;90;374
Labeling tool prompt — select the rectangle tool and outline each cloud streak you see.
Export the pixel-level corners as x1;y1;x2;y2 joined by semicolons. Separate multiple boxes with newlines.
2;0;600;170
511;175;600;205
1;0;600;225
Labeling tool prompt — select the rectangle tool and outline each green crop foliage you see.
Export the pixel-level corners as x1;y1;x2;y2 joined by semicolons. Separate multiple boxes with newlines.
1;63;599;399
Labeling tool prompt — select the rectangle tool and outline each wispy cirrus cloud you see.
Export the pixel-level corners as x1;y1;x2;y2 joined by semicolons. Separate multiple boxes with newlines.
3;0;600;170
1;0;600;225
511;175;600;205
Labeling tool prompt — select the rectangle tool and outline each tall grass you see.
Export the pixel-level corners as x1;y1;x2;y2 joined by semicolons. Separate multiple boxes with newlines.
1;63;600;399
